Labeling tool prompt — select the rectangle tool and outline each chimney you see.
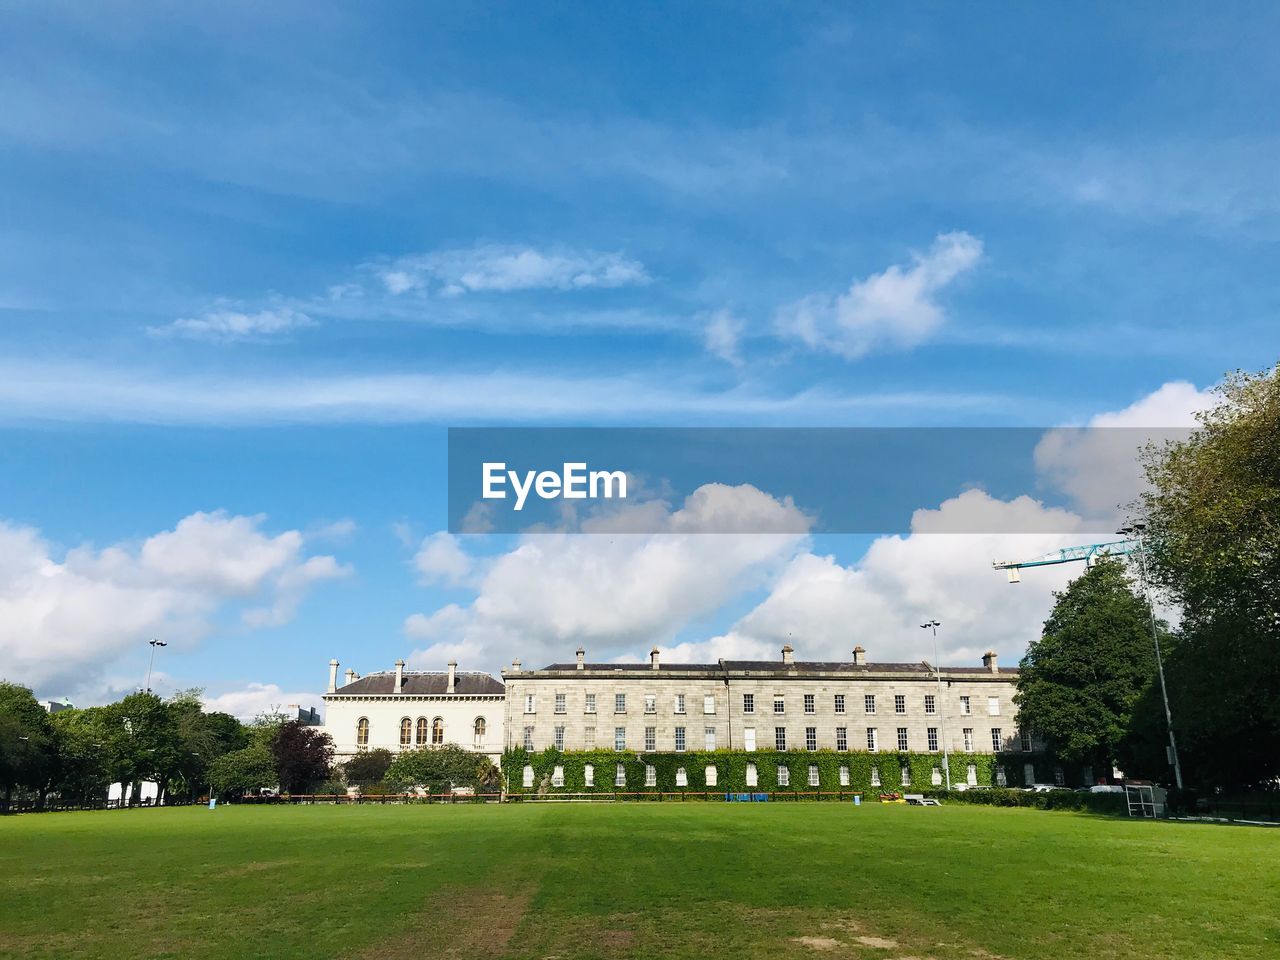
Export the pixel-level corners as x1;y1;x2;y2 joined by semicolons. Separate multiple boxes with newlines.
782;644;794;666
511;658;522;673
576;647;585;670
328;658;340;693
394;659;405;694
982;651;999;674
447;660;457;694
852;645;866;666
344;668;356;686
650;647;660;670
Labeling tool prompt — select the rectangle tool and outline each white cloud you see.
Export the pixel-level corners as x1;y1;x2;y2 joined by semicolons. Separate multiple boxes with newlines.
148;306;315;342
0;511;349;698
704;309;744;365
202;682;325;722
777;231;983;359
413;532;473;586
377;244;649;296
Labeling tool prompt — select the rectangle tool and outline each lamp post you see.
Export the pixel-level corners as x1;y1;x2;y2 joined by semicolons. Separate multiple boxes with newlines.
145;639;168;693
1117;522;1184;790
920;619;951;790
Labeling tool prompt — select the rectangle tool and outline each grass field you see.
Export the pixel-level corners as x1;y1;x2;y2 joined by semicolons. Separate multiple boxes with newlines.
2;803;1277;960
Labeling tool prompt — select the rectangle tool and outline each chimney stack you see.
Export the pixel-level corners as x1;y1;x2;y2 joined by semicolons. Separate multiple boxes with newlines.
650;647;660;670
344;668;356;686
852;645;866;666
511;658;522;673
328;658;340;693
576;647;585;670
782;644;795;666
394;659;405;694
447;660;457;694
982;650;999;674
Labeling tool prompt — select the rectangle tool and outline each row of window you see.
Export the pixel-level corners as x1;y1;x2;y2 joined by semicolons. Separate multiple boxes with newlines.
525;692;1001;716
520;761;991;790
520;725;1031;754
355;716;487;748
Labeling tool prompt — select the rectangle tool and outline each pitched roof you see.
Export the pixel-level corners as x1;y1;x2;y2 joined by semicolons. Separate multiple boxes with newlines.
332;671;504;696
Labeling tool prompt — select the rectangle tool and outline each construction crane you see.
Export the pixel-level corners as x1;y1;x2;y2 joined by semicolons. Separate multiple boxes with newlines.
991;540;1137;583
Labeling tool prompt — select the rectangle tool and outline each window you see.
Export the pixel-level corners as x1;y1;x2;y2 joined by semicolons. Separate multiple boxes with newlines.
897;727;909;751
704;694;717;715
931;765;943;786
777;766;790;787
674;693;686;714
644;726;656;752
674;726;686;752
967;763;978;786
524;693;536;714
865;694;876;714
775;727;787;750
991;728;1003;752
400;717;412;748
356;717;369;747
554;725;566;750
615;693;626;714
552;765;564;787
614;727;626;751
1054;766;1065;786
742;693;755;714
645;764;656;787
894;694;905;714
1020;729;1032;752
522;726;534;750
773;696;785;714
866;727;878;752
988;696;1001;716
473;717;486;747
644;693;656;714
806;727;817;751
743;727;756;751
615;763;627;787
963;728;974;752
996;766;1008;786
836;727;848;751
554;693;566;714
705;727;716;751
584;726;596;749
432;718;444;746
808;764;820;786
839;765;850;786
522;765;534;788
745;763;758;787
959;695;971;715
870;765;881;787
585;693;596;714
1023;762;1036;784
676;767;688;787
834;694;846;714
900;764;911;786
924;694;936;714
416;717;428;745
705;765;718;787
927;727;938;752
584;764;594;787
803;694;815;714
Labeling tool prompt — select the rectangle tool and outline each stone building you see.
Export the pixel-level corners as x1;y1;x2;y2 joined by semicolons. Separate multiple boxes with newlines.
321;658;506;763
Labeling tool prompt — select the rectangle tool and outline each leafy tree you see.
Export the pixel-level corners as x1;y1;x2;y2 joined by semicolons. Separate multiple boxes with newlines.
344;748;393;784
1015;559;1160;780
0;681;57;809
1139;364;1280;789
207;745;276;798
386;744;496;794
270;721;334;793
49;708;111;805
98;692;183;806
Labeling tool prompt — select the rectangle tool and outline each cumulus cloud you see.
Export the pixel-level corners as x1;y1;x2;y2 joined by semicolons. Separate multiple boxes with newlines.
703;309;744;365
377;244;649;296
148;306;315;342
777;231;983;359
0;511;350;697
202;682;325;722
413;532;473;586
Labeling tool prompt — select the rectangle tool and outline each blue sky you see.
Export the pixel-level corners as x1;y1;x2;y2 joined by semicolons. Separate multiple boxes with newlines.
1;3;1275;715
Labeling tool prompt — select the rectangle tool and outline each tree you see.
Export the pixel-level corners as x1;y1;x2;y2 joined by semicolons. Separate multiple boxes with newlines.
343;748;393;785
385;744;496;794
207;745;276;798
270;721;334;793
98;692;183;806
1139;364;1280;789
48;708;111;805
1014;560;1161;781
0;681;57;809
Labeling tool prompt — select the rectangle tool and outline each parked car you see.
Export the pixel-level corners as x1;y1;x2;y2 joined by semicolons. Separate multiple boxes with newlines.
1023;784;1065;793
1074;784;1125;794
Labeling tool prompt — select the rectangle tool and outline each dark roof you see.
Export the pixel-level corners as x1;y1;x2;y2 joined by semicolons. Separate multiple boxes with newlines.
537;660;1018;677
332;671;504;696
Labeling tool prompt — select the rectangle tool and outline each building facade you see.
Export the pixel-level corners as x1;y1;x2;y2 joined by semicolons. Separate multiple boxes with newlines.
321;657;506;763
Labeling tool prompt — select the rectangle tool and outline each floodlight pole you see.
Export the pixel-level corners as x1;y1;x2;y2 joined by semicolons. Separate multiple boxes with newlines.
145;639;168;693
921;620;951;790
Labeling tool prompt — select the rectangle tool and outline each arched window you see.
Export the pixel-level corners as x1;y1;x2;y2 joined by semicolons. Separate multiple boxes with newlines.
399;717;411;748
473;717;486;746
356;717;369;747
416;717;428;746
432;717;445;745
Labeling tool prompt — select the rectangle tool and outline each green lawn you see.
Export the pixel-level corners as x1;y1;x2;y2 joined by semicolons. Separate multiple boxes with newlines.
2;802;1276;959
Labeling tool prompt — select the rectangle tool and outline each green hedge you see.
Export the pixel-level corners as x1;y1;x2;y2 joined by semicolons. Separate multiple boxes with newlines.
502;748;1049;796
923;787;1127;815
